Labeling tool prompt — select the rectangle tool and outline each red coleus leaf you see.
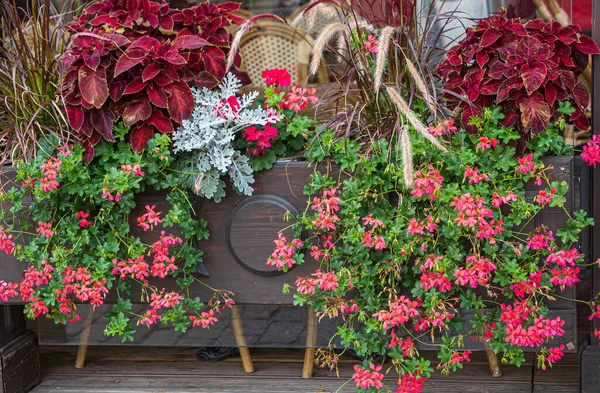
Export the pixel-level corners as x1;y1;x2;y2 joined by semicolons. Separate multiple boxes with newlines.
148;84;168;108
172;34;210;50
165;81;193;123
90;107;115;141
479;79;502;95
106;33;130;47
193;71;219;89
82;50;101;71
201;47;226;80
162;49;187;65
476;51;489;68
109;81;126;102
129;36;161;52
520;61;547;95
89;14;119;26
572;111;589;131
123;77;148;95
480;29;502;47
114;49;147;77
78;66;108;109
66;105;84;131
557;27;578;45
130;125;155;152
544;83;557;106
497;78;522;103
519;93;552;133
142;64;161;82
122;98;152;127
576;35;600;55
147;109;174;133
160;15;174;31
572;82;590;108
516;36;542;60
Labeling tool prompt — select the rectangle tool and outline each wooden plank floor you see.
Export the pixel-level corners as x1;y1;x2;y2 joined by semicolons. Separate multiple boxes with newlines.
32;346;580;393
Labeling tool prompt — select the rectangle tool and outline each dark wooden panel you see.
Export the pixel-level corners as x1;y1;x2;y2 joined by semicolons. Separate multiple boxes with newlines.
0;331;40;393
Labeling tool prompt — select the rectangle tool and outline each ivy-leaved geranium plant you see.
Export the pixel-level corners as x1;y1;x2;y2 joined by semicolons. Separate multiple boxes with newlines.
173;73;282;201
58;0;246;158
0;130;232;340
268;105;595;392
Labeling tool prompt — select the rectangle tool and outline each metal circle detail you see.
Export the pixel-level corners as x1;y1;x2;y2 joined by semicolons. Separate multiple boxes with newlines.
225;195;300;277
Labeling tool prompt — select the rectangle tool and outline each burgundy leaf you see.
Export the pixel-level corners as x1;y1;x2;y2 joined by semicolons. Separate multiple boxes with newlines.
91;107;115;141
572;82;590;108
154;72;173;86
479;80;502;95
148;110;174;133
193;71;219;89
506;22;528;37
66;105;84;130
160;15;174;31
516;36;542;60
572;111;589;131
488;60;511;79
82;50;101;71
172;34;210;50
476;51;489;68
122;99;152;127
109;81;126;102
544;83;557;106
130;125;155;152
497;78;522;103
106;34;130;47
78;66;108;109
575;35;600;55
129;36;161;52
89;14;119;26
163;50;187;65
520;61;547;95
557;27;577;45
114;49;147;77
123;77;148;95
519;93;552;133
480;29;502;47
148;84;168;108
201;47;226;80
165;81;193;123
142;64;161;82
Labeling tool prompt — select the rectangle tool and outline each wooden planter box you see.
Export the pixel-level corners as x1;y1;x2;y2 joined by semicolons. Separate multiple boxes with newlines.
0;156;583;362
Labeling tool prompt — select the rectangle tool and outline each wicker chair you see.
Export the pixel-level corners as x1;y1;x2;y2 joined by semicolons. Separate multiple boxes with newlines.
238;21;328;86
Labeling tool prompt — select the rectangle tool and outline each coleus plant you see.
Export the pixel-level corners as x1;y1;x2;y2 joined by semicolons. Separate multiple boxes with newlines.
436;10;599;145
58;0;246;159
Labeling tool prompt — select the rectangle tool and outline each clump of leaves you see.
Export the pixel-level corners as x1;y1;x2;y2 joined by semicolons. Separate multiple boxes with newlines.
58;0;246;159
0;0;73;166
0;131;234;340
436;9;599;147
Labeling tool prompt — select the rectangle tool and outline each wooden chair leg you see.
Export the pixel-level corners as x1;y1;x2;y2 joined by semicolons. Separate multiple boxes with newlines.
302;306;317;378
483;340;503;378
74;307;94;369
231;305;254;373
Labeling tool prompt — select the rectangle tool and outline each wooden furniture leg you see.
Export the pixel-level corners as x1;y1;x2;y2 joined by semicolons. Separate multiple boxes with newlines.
74;307;94;369
231;305;254;373
302;306;317;378
483;340;502;378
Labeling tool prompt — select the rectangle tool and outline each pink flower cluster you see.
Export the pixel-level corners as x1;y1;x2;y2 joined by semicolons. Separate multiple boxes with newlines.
427;119;457;137
76;211;93;228
526;226;554;250
539;345;565;370
121;164;145;177
36;221;53;238
282;86;319;112
449;350;472;366
476;136;498;150
363;34;379;53
295;276;317;295
0;281;18;301
101;186;122;202
491;191;518;207
112;255;150;282
352;364;384;390
190;309;218;328
407;215;437;236
362;230;386;250
535;187;557;206
39;156;62;192
137;205;163;232
582;134;600;167
60;266;108;308
464;166;490;184
516;153;535;175
415;310;455;331
388;331;416;357
410;165;443;200
261;68;291;87
151;232;182;278
419;271;452;292
266;233;303;270
311;269;339;291
396;372;428;393
0;227;15;254
504;315;565;347
311;188;340;231
454;254;497;288
373;296;422;330
243;125;278;156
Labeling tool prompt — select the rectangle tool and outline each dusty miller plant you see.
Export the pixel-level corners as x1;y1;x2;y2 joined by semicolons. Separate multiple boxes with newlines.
173;73;282;201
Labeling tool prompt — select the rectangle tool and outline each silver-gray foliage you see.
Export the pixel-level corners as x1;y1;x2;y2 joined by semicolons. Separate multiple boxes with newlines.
173;73;283;200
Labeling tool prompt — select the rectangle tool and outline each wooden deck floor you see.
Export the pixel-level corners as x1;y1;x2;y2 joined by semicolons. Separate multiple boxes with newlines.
31;346;580;393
